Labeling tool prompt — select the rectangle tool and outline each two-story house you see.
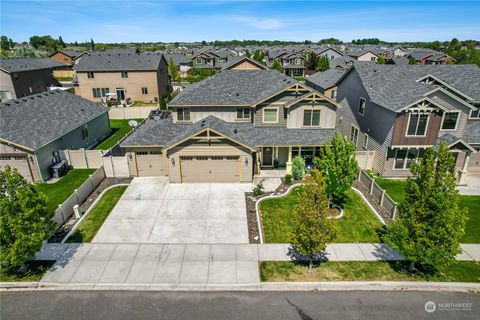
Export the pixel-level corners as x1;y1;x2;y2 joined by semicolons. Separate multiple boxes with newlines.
191;49;229;72
266;51;306;77
49;50;85;67
315;47;344;61
327;63;480;184
119;69;339;183
74;51;171;103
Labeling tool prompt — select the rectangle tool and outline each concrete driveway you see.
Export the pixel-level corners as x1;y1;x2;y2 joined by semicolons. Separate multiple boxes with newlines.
93;177;251;244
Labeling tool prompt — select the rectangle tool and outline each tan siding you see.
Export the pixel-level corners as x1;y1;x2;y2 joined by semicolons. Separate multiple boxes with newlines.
286;102;336;128
0;142;41;182
229;60;263;70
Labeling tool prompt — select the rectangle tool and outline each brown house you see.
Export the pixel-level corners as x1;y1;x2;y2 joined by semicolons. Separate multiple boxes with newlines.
74;51;172;103
49;50;85;67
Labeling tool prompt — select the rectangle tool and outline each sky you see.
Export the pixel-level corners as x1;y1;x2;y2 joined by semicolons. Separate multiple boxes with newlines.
1;0;480;43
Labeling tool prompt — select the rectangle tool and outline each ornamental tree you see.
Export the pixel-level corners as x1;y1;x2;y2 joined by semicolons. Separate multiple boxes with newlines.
314;133;359;205
385;142;467;272
315;55;330;72
0;166;55;270
168;57;179;82
290;169;337;271
271;59;283;72
291;155;305;180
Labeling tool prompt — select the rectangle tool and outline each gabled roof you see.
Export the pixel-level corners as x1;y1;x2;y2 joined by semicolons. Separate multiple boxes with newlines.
169;70;296;106
0;90;107;150
74;52;165;72
162;53;192;66
306;67;350;90
348;49;378;59
50;50;84;59
0;57;66;73
221;56;268;71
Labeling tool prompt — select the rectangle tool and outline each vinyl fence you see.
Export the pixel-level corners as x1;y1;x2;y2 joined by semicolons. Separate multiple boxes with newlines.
108;106;158;119
61;149;106;169
357;170;397;219
356;151;375;170
52;166;106;227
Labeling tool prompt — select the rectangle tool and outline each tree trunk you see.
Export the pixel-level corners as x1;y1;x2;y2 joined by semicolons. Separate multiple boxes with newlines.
408;261;416;272
308;259;313;272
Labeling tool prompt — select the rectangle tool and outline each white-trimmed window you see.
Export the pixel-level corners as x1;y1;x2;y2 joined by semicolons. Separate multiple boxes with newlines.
303;109;321;127
295;58;301;65
196;57;202;64
469;108;480;119
92;88;109;98
81;124;89;140
363;134;369;149
177;108;191;121
263;108;278;123
141;87;148;95
87;72;94;79
394;149;422;170
236;108;250;120
350;126;359;146
330;89;337;99
121;71;128;78
406;113;429;136
0;90;12;101
441;112;459;130
358;98;366;115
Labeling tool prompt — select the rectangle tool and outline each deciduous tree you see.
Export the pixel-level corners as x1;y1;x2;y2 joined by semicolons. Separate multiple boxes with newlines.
291;155;305;180
271;58;283;72
168;57;179;82
315;55;330;72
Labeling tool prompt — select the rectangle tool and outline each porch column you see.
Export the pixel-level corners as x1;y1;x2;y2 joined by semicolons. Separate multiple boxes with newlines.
286;147;292;174
458;151;471;186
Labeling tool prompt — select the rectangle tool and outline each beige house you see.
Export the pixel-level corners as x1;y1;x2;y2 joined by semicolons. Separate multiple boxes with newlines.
74;52;171;103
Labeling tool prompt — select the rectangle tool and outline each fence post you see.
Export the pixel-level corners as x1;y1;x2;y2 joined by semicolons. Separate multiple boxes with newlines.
380;189;385;206
358;170;361;181
74;188;81;205
58;204;66;224
392;205;397;220
369;178;375;195
89;174;95;190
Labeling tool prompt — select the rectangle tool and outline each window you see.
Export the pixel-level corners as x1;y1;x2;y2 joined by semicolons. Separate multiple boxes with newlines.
292;68;303;76
295;58;301;65
226;156;239;160
303;109;321;126
0;90;12;101
121;71;128;78
87;72;94;79
358;98;366;115
263;108;278;123
177;108;191;121
92;88;109;98
363;134;369;149
136;151;148;155
236;108;250;119
330;89;337;99
370;56;376;61
81;124;89;140
469;108;480;119
441;112;459;130
196;156;208;160
407;113;429;136
394;149;422;170
141;87;148;95
0;156;11;160
150;151;162;155
211;156;224;160
350;126;359;146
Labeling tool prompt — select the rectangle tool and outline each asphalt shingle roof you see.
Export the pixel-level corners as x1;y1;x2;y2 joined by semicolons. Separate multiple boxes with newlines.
121;115;335;148
169;70;296;106
0;57;66;73
74;52;163;72
306;68;349;90
0;90;107;150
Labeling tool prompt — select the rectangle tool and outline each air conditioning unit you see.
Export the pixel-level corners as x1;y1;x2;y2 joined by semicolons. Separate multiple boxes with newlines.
50;160;69;179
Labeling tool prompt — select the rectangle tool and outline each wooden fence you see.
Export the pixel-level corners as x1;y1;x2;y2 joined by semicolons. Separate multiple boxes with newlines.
357;170;397;219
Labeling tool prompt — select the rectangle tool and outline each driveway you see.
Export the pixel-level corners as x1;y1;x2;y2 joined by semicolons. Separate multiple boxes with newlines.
93;177;251;244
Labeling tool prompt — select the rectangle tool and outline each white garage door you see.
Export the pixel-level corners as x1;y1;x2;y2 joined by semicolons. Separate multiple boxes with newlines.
180;156;240;182
136;154;165;176
0;155;33;182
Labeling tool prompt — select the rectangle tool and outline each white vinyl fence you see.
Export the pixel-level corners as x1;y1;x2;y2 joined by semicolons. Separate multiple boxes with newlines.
61;149;106;169
52;166;106;227
108;106;158;119
356;151;375;170
357;170;397;219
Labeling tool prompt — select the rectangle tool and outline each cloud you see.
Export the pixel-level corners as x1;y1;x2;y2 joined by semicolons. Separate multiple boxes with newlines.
229;15;285;30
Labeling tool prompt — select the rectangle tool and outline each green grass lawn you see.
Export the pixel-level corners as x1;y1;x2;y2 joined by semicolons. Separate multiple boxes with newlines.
260;261;480;282
373;178;480;243
259;188;382;243
36;169;95;214
95;119;143;150
0;261;55;282
67;185;127;243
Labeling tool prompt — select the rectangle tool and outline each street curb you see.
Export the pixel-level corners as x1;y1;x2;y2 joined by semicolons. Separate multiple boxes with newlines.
2;281;479;293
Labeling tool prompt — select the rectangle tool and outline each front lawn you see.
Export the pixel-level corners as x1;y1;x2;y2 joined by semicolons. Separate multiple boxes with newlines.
259;188;382;243
95;119;143;150
36;169;95;214
0;261;55;282
66;185;127;243
260;261;480;282
373;178;480;243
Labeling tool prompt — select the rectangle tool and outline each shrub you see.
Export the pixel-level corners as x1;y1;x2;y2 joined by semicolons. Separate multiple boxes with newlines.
291;155;305;180
252;180;265;196
284;174;293;185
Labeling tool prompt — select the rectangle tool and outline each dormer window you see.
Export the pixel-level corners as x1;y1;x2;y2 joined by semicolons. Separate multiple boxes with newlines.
441;112;459;130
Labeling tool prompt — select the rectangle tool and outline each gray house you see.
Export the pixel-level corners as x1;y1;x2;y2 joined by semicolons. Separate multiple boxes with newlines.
0;90;110;182
325;63;480;184
0;57;67;101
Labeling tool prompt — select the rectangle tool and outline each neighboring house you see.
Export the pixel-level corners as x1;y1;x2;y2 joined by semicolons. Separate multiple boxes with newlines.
49;50;85;67
0;57;67;101
163;53;193;78
348;49;379;62
315;47;344;61
266;51;306;77
0;90;110;182
333;63;480;184
191;49;224;71
329;55;356;69
120;70;340;183
74;51;171;103
305;67;350;100
406;49;455;65
221;56;268;71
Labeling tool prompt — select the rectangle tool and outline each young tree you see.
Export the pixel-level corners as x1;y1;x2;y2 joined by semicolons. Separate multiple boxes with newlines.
408;56;417;64
290;169;337;271
253;49;265;64
0;166;54;270
271;58;283;72
314;133;359;205
385;142;467;272
1;36;10;51
168;57;179;82
58;36;66;48
244;49;251;58
315;55;330;72
305;51;319;70
90;38;95;51
291;155;305;180
376;56;385;64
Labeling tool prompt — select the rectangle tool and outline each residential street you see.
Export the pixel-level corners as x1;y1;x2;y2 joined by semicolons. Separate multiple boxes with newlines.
1;291;478;320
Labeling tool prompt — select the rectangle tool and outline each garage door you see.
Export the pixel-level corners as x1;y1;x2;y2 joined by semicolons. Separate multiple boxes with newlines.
180;156;240;182
0;155;33;182
136;154;165;176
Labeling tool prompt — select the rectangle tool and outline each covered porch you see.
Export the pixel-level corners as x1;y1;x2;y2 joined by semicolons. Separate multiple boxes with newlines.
255;146;325;175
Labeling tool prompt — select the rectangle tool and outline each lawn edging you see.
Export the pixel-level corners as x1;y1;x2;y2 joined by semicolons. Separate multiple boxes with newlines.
60;183;129;243
255;183;302;244
351;187;386;225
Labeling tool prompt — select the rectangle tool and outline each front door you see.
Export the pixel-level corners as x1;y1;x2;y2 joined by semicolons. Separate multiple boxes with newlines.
116;88;125;101
262;147;273;166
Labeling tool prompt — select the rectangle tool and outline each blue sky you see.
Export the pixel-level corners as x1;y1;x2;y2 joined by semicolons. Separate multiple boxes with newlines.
1;1;479;43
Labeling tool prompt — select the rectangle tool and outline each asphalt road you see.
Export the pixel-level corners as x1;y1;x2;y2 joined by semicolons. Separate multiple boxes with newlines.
1;290;479;320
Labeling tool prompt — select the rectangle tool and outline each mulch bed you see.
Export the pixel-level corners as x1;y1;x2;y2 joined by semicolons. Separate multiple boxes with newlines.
47;177;133;243
353;181;392;223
